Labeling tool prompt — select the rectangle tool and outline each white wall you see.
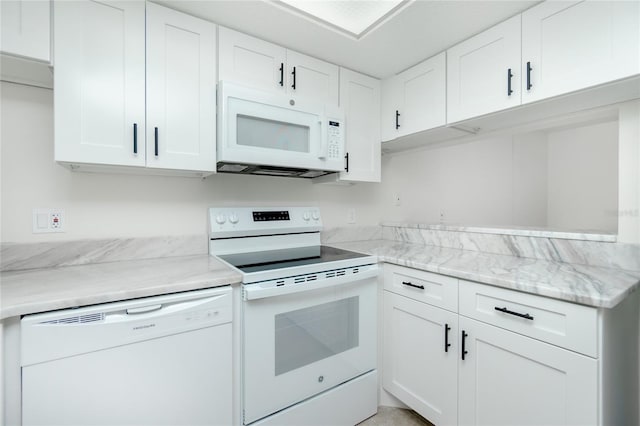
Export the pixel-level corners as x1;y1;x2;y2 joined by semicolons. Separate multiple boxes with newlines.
0;82;382;243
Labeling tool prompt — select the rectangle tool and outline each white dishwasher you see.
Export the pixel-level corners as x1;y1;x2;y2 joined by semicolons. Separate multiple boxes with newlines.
20;286;232;426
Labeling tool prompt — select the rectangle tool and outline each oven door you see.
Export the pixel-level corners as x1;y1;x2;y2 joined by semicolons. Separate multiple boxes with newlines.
242;275;377;425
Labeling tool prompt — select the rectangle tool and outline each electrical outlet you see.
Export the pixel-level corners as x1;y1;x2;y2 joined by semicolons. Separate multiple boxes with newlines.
347;208;356;224
394;193;401;206
33;208;65;233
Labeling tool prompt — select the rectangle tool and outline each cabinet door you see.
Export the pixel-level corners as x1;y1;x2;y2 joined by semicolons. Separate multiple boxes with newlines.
1;0;50;61
397;52;447;137
447;15;521;123
383;291;458;426
338;68;381;182
286;50;339;105
458;316;597;426
522;0;640;104
218;27;286;93
146;3;216;172
380;75;401;142
54;0;145;167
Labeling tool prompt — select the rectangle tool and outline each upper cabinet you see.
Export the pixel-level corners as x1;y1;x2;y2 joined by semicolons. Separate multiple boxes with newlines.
146;2;217;172
447;15;521;123
54;0;146;168
1;0;50;62
381;52;447;141
218;27;339;105
338;68;381;183
521;0;640;104
55;1;216;174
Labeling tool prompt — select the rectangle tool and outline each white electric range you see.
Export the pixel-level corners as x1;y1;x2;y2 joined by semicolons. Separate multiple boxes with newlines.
209;206;379;426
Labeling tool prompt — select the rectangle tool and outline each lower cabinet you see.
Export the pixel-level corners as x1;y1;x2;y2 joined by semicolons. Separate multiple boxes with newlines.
382;263;638;426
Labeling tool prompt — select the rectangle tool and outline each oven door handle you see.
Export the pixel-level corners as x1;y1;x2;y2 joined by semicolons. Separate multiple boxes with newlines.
243;266;379;301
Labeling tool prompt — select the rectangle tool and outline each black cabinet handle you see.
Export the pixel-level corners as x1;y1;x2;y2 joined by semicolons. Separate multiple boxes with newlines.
526;61;533;91
507;68;513;96
291;66;296;90
344;152;349;172
494;306;534;320
395;110;400;129
154;127;159;157
402;281;425;290
133;123;138;154
444;323;451;353
461;330;468;360
279;63;284;87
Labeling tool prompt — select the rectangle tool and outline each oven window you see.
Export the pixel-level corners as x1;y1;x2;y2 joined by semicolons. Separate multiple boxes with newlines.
274;297;359;376
237;115;310;153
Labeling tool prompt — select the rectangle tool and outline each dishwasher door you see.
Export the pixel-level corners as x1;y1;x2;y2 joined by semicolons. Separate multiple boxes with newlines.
21;286;232;426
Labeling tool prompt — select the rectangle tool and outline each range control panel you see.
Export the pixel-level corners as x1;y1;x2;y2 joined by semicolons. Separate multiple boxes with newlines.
209;207;322;239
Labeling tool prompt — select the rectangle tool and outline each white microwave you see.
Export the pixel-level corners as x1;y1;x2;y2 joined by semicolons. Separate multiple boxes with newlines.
216;81;345;178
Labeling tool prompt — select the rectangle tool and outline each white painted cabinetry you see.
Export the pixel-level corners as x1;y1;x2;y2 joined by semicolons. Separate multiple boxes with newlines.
521;0;640;104
336;68;380;182
383;264;639;426
146;3;216;172
54;0;146;167
381;53;447;142
1;0;50;61
55;1;216;174
218;27;339;104
447;15;521;123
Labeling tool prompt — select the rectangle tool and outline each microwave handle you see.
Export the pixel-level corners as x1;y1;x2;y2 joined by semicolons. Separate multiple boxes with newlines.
317;120;328;160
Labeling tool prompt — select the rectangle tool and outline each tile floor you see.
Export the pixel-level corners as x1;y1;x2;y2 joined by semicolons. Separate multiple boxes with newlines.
358;406;434;426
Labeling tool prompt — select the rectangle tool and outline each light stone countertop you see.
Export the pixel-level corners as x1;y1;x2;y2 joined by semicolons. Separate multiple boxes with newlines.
0;255;242;320
331;240;640;309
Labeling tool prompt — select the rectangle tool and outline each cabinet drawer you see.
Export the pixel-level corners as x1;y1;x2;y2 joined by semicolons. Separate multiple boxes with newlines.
459;280;598;357
383;264;457;312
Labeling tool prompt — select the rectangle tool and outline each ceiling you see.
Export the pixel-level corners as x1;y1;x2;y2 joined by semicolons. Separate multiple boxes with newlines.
156;0;540;79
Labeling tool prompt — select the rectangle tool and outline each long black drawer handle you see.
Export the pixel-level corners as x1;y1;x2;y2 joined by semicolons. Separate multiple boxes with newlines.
461;330;468;360
507;68;513;96
494;306;534;320
395;110;400;129
526;61;533;91
291;66;296;90
154;127;159;157
133;123;138;154
444;323;451;353
279;63;284;87
401;281;424;290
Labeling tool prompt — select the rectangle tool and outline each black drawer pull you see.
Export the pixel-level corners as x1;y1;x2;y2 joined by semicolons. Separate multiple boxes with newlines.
395;110;400;129
154;127;159;156
291;66;296;90
526;61;533;91
494;306;534;320
507;68;513;96
401;281;424;290
279;63;284;87
133;123;138;154
444;323;451;353
461;330;468;360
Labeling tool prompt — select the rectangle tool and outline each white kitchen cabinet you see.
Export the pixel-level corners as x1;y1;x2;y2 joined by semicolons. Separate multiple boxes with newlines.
336;68;380;182
447;15;521;123
458;316;597;426
55;1;216;174
218;27;339;104
521;0;640;104
1;0;50;62
381;53;447;141
382;264;639;426
383;292;458;426
146;3;216;172
286;50;339;105
54;0;146;167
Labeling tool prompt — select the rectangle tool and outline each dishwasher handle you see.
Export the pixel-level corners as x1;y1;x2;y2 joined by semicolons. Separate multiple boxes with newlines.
126;304;163;315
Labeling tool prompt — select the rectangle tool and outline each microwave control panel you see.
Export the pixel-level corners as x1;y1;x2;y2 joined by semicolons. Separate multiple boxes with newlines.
327;120;344;160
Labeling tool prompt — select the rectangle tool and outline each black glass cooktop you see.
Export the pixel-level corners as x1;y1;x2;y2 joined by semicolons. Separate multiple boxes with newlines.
218;245;368;274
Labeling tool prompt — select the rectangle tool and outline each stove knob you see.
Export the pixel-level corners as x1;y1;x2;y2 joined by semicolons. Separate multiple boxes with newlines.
229;213;239;224
312;211;320;221
302;212;310;221
215;213;226;225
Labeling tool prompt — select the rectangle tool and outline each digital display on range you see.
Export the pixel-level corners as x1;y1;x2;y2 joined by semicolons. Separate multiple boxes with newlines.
253;211;290;221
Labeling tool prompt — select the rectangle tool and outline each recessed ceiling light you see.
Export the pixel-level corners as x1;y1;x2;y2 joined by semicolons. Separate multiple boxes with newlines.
275;0;410;39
